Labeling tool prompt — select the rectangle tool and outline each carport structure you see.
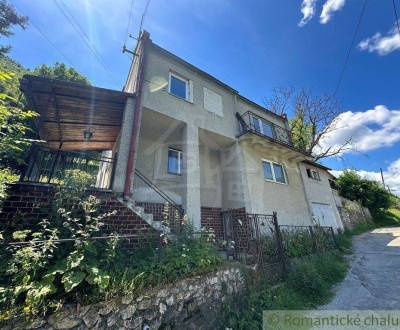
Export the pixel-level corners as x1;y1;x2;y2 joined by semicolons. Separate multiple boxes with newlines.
19;75;135;190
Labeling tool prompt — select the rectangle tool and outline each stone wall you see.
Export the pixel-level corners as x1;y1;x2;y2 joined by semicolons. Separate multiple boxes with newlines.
334;192;372;230
3;266;244;330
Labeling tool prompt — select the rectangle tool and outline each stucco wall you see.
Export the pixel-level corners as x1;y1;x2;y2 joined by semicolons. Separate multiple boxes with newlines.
141;44;238;139
200;145;222;208
134;125;184;205
240;140;312;226
299;163;343;229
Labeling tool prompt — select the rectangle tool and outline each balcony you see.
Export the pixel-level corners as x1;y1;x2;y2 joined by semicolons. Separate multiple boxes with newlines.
236;111;292;147
20;146;115;190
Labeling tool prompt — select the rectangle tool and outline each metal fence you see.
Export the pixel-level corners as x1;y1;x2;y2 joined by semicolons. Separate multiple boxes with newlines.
222;211;338;274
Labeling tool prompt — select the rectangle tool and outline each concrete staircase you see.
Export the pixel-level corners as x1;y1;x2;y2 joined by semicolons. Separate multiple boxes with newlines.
118;198;171;234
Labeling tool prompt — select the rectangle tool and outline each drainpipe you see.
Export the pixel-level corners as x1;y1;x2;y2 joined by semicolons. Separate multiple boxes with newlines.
123;31;150;199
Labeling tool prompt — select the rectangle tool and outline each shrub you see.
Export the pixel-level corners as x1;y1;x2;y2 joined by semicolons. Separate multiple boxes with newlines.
336;170;393;213
0;167;18;207
0;171;223;319
287;258;328;299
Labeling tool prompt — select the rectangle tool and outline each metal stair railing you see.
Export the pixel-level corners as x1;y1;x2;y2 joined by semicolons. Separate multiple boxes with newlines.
134;169;184;231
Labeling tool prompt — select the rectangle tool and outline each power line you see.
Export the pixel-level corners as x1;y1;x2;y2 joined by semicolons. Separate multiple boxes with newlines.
53;0;119;85
393;0;400;38
138;0;152;36
12;3;75;67
333;0;368;97
124;0;135;46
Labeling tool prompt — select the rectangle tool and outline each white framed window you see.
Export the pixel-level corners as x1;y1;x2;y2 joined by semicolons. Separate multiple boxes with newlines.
306;168;320;181
252;116;275;138
262;159;287;184
167;148;182;175
203;87;223;116
168;72;193;102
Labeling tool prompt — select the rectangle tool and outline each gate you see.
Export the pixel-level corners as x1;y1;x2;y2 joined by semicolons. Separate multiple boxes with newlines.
221;210;286;270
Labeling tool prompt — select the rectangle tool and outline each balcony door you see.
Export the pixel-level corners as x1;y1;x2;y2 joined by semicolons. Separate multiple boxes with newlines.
251;116;275;138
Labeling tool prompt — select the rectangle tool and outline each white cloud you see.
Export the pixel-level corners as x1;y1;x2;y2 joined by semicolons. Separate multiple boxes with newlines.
358;24;400;55
320;0;346;24
319;105;400;155
330;158;400;195
298;0;318;27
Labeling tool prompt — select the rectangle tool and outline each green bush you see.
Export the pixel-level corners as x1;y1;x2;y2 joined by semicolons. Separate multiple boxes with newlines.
287;258;329;299
0;171;222;319
0;167;18;206
220;252;347;329
336;170;393;213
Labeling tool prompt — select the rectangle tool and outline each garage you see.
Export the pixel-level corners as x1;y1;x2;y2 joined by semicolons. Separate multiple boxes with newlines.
311;202;337;227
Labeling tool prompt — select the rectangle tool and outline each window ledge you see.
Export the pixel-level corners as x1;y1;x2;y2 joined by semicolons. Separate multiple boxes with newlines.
168;92;194;104
264;179;288;186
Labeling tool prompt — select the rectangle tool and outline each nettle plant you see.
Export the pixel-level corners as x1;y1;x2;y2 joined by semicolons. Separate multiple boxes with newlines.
0;170;118;318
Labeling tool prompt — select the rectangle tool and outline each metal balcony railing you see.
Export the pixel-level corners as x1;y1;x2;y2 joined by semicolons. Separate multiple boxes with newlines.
20;145;115;189
236;111;292;146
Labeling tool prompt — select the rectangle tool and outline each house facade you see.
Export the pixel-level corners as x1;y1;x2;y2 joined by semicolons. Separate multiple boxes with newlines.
111;31;343;232
4;31;343;241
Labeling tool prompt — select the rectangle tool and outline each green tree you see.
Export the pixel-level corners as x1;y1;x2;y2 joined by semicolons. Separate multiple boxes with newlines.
0;70;37;167
0;55;28;99
0;0;28;55
33;63;90;85
265;88;352;160
336;170;393;213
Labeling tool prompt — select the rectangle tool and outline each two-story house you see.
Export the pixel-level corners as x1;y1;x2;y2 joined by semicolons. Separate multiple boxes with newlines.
110;31;343;233
10;31;343;241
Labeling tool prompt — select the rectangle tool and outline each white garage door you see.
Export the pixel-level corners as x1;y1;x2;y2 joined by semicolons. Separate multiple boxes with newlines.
311;203;337;227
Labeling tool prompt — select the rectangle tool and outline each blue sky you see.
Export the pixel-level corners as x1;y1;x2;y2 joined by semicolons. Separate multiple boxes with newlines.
6;0;400;193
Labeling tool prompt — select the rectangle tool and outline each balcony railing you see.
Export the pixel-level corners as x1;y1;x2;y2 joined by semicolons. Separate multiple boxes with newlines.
236;111;292;146
20;145;115;189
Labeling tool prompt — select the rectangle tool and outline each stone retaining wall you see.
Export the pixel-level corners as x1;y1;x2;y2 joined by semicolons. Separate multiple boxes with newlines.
3;266;243;330
333;191;372;230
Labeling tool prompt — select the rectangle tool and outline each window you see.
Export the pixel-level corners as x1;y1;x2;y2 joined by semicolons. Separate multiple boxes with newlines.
306;168;320;181
262;161;274;181
168;148;182;175
252;116;275;138
203;87;223;116
169;72;192;101
262;159;287;184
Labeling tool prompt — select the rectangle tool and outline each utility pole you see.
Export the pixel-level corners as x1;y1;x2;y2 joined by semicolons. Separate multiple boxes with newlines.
380;168;385;187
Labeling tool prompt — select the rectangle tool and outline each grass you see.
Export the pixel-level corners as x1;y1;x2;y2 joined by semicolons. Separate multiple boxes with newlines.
220;209;400;329
219;251;348;329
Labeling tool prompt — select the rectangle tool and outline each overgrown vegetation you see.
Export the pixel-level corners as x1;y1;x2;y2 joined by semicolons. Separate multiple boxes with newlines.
0;171;222;320
220;251;347;329
336;170;394;214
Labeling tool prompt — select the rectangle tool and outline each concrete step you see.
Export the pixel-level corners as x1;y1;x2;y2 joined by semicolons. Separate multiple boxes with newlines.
118;198;170;234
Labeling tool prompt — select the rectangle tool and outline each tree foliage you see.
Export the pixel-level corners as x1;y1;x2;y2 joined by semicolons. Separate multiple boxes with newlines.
0;0;28;55
0;70;38;167
265;87;352;160
336;170;393;213
33;62;90;85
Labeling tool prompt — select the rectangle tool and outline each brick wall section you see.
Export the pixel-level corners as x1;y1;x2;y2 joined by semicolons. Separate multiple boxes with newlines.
0;183;158;249
200;207;223;239
0;183;55;232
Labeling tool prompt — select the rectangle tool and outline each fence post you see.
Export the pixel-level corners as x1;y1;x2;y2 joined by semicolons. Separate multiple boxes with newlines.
272;212;287;276
308;226;317;253
329;227;339;249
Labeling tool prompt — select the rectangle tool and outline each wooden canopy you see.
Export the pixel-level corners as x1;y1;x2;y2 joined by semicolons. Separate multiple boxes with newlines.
20;75;134;151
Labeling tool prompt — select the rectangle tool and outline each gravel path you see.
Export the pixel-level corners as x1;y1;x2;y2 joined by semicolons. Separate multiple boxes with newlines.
320;227;400;310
